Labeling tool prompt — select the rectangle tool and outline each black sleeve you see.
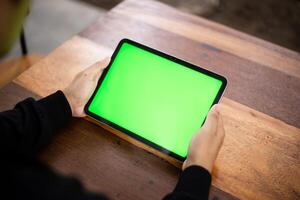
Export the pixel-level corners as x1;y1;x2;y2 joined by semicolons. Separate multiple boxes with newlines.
0;90;72;155
1;91;109;200
163;165;212;200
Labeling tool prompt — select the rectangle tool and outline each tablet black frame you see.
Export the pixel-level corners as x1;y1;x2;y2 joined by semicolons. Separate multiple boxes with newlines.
84;38;227;162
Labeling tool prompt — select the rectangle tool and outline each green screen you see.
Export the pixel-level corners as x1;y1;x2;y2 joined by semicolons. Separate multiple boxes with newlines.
88;42;223;158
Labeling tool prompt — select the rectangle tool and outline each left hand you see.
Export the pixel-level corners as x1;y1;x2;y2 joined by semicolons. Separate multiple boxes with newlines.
182;104;225;173
63;58;110;117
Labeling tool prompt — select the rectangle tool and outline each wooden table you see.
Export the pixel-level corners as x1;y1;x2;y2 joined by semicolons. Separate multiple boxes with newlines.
1;0;299;199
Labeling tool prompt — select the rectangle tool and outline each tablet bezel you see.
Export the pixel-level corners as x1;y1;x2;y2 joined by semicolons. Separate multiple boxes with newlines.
84;38;227;161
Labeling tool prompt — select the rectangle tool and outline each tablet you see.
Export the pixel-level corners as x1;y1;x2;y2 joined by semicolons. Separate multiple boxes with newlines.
85;39;227;161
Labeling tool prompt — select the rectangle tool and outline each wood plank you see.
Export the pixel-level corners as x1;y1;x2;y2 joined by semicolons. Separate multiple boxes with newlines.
0;83;238;200
14;35;300;200
219;98;300;200
14;37;112;96
0;83;39;110
0;54;43;88
80;6;300;128
116;0;299;62
114;0;300;79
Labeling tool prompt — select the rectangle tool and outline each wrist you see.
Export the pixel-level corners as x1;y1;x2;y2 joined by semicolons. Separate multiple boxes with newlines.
63;90;74;116
183;158;212;173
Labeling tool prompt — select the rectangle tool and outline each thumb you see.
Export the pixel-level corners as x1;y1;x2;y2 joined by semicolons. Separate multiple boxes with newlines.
98;57;111;70
201;104;220;133
91;57;111;81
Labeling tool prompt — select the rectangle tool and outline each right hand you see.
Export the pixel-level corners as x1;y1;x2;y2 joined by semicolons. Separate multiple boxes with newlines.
182;104;225;173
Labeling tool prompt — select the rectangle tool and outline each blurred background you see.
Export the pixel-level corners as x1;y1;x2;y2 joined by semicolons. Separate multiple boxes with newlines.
5;0;300;59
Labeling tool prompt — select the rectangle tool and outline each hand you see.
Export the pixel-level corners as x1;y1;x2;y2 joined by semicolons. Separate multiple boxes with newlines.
63;58;110;117
182;104;225;173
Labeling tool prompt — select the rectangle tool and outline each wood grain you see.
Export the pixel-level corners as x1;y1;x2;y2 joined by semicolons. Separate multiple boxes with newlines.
14;37;111;96
0;54;43;88
219;98;300;200
79;0;300;128
114;9;300;79
0;83;39;110
114;0;299;62
14;35;300;200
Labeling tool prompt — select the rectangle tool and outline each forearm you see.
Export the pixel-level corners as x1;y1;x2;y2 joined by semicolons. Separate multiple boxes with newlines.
163;165;212;200
0;91;72;155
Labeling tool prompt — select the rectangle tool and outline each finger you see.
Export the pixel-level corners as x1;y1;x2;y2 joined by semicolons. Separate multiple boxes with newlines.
201;104;220;134
86;57;111;74
98;57;111;69
93;57;111;71
90;57;111;81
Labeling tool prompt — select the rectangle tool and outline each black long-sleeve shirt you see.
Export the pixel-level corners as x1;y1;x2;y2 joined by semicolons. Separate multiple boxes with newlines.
0;91;211;200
